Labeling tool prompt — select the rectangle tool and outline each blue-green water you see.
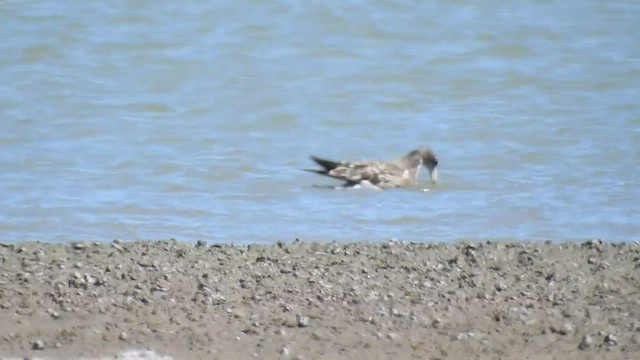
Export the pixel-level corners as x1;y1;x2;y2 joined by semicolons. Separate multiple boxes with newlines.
1;0;639;243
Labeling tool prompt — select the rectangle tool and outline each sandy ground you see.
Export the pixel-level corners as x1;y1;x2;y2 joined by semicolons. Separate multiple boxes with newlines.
0;239;639;360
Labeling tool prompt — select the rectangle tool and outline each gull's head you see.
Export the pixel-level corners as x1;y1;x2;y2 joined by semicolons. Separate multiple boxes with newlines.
418;147;438;183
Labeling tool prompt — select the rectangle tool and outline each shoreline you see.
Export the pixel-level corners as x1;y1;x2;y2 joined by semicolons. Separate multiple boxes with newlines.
1;239;639;359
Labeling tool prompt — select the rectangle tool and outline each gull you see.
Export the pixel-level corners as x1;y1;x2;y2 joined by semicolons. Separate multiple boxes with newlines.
306;147;438;190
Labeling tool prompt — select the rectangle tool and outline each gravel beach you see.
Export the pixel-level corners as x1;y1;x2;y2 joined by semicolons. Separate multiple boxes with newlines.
1;239;639;359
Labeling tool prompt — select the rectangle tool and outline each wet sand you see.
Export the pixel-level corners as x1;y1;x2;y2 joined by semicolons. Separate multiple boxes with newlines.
0;239;639;359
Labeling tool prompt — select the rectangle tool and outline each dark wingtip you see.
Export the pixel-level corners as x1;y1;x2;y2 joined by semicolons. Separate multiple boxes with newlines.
309;155;342;171
302;168;325;174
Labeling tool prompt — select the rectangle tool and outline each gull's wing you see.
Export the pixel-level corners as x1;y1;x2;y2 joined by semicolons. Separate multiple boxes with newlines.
328;160;409;186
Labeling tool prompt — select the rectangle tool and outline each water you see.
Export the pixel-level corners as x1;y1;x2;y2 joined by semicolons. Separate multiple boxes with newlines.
1;0;639;244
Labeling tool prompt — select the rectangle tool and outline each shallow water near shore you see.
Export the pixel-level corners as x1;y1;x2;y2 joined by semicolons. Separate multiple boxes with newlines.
1;0;639;244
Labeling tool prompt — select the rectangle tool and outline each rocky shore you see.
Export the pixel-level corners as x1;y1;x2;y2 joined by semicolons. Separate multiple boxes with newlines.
1;239;639;359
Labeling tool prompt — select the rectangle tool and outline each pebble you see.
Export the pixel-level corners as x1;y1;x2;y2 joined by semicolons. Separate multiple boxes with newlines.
452;333;468;341
72;242;88;250
387;332;400;342
432;318;442;328
578;335;592;350
111;243;124;251
604;333;617;346
558;322;573;336
47;308;61;319
296;315;310;328
32;339;45;350
209;294;226;305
